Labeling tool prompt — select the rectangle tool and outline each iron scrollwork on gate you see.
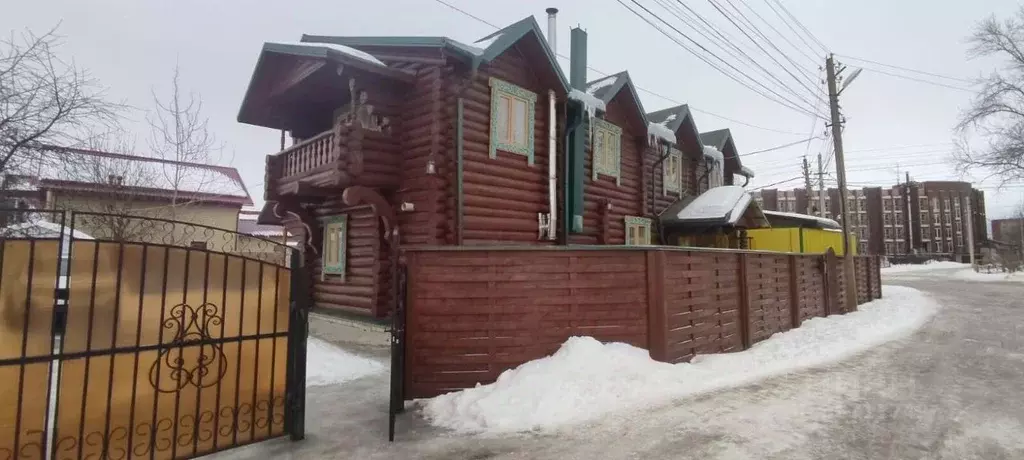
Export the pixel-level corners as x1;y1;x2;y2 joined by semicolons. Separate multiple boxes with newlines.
149;302;228;393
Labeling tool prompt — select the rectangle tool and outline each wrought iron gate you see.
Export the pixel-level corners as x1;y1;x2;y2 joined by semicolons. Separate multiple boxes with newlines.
0;209;308;460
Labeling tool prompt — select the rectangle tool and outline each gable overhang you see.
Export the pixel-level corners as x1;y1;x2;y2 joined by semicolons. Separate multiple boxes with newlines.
646;105;702;155
474;16;570;93
237;42;414;130
600;74;648;134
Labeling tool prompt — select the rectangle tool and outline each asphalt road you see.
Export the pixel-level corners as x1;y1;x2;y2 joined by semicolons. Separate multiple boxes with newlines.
210;270;1024;460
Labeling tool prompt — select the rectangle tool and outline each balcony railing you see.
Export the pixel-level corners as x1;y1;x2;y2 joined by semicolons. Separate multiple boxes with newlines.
280;129;335;178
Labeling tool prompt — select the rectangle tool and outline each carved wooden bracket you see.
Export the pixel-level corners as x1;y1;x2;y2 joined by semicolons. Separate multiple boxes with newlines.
273;200;320;256
342;185;398;248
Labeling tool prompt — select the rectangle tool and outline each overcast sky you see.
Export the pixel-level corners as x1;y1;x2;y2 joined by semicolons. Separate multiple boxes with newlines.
5;0;1023;219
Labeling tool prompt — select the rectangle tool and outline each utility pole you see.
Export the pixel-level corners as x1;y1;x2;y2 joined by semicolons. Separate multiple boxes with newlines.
817;152;826;218
826;54;858;311
802;156;813;214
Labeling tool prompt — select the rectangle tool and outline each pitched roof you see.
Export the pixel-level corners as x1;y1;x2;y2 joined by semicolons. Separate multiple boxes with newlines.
700;128;744;172
646;104;702;151
700;129;732;151
584;72;647;130
13;145;252;206
302;15;569;91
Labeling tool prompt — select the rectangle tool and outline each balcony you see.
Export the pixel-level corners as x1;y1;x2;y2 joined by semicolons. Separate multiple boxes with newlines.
263;116;400;201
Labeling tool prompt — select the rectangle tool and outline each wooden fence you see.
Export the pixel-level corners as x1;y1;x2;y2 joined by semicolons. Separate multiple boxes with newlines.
403;246;882;399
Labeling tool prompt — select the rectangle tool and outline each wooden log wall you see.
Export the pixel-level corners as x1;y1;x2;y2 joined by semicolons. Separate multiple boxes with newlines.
403;246;884;398
458;48;554;245
569;90;644;245
393;61;447;248
309;202;381;317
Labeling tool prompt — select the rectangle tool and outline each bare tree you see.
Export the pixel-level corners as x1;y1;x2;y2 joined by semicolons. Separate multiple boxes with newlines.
0;24;120;176
146;65;227;212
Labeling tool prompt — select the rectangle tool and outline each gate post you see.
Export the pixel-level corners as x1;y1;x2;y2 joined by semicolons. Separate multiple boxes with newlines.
284;249;311;441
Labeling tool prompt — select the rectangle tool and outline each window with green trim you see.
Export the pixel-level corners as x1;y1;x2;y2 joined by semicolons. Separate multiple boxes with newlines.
488;77;537;164
664;148;682;195
322;215;347;279
592;117;622;184
625;216;652;245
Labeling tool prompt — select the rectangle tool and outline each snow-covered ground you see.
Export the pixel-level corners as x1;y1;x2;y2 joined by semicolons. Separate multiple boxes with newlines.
882;261;967;273
882;261;1023;282
306;337;384;387
419;285;939;434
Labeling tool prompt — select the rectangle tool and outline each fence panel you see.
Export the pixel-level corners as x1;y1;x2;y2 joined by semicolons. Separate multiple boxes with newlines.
796;256;826;321
404;250;649;399
663;251;742;363
745;254;793;344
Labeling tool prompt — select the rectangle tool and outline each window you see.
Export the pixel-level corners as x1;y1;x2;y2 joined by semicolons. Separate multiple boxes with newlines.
322;215;347;279
189;241;208;250
884;228;894;240
107;175;124;186
884;213;892;225
625;216;652;245
664;148;682;195
592;118;623;184
488;77;537;163
883;199;892;211
896;227;904;238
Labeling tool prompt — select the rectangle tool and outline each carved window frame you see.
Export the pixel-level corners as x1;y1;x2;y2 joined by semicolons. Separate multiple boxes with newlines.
592;117;622;185
624;216;652;245
664;148;683;195
489;77;537;164
321;215;347;279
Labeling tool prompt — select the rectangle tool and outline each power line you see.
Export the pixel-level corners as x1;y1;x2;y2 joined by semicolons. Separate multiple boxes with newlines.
836;54;974;84
844;143;954;153
856;65;974;92
767;0;828;54
614;0;823;119
711;0;823;92
430;0;808;136
652;0;820;108
734;0;820;65
742;136;821;156
751;175;804;190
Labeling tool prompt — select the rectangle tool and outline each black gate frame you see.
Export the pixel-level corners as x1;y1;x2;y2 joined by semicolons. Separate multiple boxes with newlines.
0;208;310;460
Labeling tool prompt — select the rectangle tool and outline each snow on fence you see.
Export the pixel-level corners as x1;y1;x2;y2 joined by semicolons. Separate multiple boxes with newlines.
402;246;881;399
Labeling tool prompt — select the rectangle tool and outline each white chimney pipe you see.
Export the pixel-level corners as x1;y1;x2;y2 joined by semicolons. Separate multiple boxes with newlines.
545;8;558;51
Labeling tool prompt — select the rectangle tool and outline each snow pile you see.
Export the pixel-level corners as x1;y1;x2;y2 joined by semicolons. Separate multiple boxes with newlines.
647;122;676;145
568;89;606;119
951;269;1024;283
738;165;756;178
702;145;725;164
306;337;384;387
473;33;503;50
882;261;966;273
419;286;938;434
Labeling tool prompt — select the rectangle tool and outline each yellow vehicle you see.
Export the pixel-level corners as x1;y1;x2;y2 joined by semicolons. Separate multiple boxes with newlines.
747;211;858;255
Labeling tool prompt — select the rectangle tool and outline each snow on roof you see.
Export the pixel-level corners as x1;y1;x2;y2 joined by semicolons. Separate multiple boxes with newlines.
473;33;503;50
763;210;840;229
647;122;676;145
702;145;724;164
661;113;678;124
585;75;616;96
275;41;386;66
675;185;752;225
568;89;606;119
0;220;93;240
22;147;250;201
738;165;755;178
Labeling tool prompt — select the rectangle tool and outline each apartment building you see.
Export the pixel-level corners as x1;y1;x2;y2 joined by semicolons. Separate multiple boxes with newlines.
754;181;985;261
992;218;1023;247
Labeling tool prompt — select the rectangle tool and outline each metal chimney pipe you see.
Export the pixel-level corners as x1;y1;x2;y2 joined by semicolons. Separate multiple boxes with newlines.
545;8;558;51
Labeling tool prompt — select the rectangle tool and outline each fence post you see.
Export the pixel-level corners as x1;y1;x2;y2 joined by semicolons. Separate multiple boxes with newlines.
646;250;668;362
789;255;800;328
284;249;310;441
862;256;873;302
824;249;838;316
738;253;752;350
